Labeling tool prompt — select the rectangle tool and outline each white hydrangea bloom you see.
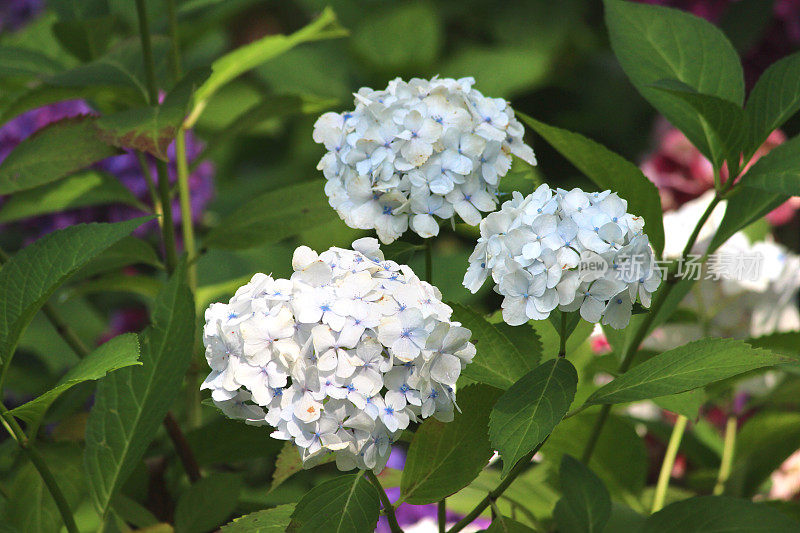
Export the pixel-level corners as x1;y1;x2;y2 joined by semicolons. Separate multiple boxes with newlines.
652;193;800;342
464;184;661;329
313;77;537;243
201;238;475;472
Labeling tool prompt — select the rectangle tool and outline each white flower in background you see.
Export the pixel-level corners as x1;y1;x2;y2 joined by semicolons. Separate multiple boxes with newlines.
464;184;661;329
647;192;800;347
201;238;475;472
313;77;537;243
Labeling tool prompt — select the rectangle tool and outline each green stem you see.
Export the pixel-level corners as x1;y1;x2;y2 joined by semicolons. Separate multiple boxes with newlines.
366;470;403;533
135;0;178;274
447;440;546;533
165;0;202;429
651;415;688;514
713;416;737;495
424;239;433;284
438;499;446;533
136;152;161;219
558;312;567;358
581;194;723;463
165;0;198;289
0;403;79;533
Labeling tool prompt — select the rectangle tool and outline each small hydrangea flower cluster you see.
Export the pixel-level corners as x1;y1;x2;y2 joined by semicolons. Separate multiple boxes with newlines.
464;184;661;329
312;76;537;243
201;238;475;472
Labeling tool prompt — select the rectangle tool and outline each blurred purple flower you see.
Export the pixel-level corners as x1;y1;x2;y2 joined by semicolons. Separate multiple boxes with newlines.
0;101;215;242
376;448;491;533
0;0;43;32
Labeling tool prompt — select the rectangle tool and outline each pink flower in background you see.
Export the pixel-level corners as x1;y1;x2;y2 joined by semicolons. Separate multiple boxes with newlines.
641;121;798;225
770;449;800;500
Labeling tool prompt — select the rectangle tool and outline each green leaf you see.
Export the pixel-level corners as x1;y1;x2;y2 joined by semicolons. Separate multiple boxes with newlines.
111;494;159;529
653;388;705;420
188;7;347;126
220;504;295;533
186;417;284;467
741;134;800;196
489;358;578;476
554;455;611;533
604;0;744;161
203;180;340;250
75;235;162;279
200;94;337;161
95;68;211;161
517;112;664;256
48;0;112;61
175;473;243;533
64;273;162;302
650;80;746;169
45;37;169;102
0;170;146;223
708;189;787;253
4;445;84;533
585;338;791;406
401;384;502;504
748;331;800;357
84;263;195;516
0;37;167;125
0;46;64;78
441;46;551;100
288;473;379;533
451;304;541;390
484;516;537;532
0;116;120;195
351;3;441;74
270;442;305;493
643;496;800;532
542;414;647;509
727;412;800;497
745;51;800;155
0;219;148;367
9;333;140;425
52;15;116;62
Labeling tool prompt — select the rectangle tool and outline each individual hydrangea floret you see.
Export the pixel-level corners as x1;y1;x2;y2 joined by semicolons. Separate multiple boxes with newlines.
201;238;475;472
312;76;537;243
464;184;661;329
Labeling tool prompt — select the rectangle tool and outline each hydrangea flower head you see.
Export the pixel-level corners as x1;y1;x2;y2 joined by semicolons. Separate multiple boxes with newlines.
201;238;475;472
312;77;537;243
464;184;661;329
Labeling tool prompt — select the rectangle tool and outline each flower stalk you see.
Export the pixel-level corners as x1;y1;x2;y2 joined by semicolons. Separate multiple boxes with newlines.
651;414;688;513
366;470;403;533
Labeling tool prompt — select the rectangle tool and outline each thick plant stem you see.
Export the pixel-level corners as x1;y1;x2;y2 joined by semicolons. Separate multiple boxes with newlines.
449;313;570;532
438;499;446;533
581;194;723;463
165;0;202;428
164;412;201;483
447;441;546;533
165;0;198;289
713;416;737;495
651;415;688;513
135;0;178;273
366;470;403;533
0;403;79;533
